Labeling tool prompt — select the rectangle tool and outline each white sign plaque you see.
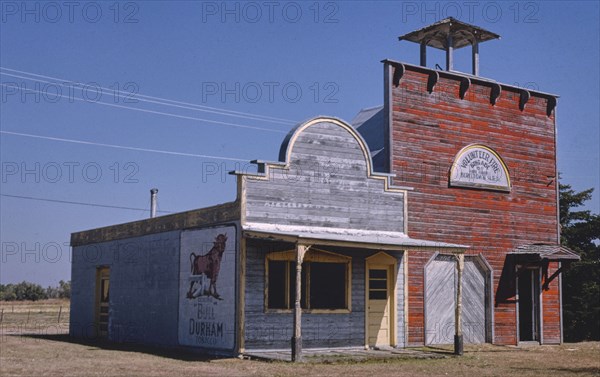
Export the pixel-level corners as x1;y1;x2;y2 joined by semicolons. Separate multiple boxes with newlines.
449;145;511;192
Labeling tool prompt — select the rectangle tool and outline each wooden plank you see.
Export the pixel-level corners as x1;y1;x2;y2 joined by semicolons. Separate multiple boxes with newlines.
244;121;406;234
425;255;486;345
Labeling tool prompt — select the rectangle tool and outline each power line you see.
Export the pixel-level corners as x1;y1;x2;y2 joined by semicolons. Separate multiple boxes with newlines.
1;130;250;162
1;71;295;126
0;67;298;125
0;193;174;214
0;83;288;134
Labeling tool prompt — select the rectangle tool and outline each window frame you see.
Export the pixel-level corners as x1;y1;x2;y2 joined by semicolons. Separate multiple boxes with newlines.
264;248;352;314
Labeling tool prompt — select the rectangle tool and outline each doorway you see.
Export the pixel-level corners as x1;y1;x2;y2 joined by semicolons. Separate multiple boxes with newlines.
425;254;490;345
96;267;110;339
517;267;540;342
366;252;397;347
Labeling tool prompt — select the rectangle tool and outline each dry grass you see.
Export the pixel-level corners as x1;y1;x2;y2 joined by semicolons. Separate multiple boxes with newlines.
0;299;69;327
1;300;599;377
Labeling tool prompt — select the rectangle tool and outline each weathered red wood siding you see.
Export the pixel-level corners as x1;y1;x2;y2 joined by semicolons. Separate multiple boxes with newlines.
542;261;562;344
407;251;434;345
389;64;560;345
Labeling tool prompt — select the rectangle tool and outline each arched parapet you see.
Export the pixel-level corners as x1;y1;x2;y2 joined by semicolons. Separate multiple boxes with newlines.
234;117;411;234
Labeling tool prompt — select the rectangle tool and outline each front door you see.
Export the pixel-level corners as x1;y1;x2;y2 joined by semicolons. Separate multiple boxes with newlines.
96;267;110;339
517;267;541;342
368;266;390;346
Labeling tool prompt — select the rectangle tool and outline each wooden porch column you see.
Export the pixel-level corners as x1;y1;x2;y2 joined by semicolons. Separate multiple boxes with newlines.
454;253;464;355
292;243;309;362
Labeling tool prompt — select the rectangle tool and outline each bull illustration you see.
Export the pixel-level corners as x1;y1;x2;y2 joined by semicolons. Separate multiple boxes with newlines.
186;233;227;300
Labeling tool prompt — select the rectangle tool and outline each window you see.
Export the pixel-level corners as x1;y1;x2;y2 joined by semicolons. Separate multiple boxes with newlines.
368;269;388;300
265;249;351;312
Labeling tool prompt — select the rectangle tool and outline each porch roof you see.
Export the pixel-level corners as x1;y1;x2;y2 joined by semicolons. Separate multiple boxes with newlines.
242;222;468;252
509;243;581;261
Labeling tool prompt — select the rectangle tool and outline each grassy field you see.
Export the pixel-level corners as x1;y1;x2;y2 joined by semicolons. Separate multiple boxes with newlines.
1;300;598;377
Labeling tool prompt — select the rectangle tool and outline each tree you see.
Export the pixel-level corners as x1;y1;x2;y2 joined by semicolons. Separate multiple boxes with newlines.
0;284;17;301
58;280;71;299
560;182;600;341
46;285;59;299
0;281;70;301
12;281;47;301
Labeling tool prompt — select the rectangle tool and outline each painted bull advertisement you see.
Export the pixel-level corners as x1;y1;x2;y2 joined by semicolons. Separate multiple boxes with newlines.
178;226;236;350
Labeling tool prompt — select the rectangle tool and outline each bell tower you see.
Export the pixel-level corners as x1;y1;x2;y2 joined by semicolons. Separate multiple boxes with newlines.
398;17;500;76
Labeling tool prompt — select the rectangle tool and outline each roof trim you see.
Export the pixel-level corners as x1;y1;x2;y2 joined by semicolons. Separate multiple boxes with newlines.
382;59;559;99
71;200;240;246
243;222;468;252
509;243;581;261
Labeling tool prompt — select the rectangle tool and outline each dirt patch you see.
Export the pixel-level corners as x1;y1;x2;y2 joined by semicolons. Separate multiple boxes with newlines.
1;300;598;377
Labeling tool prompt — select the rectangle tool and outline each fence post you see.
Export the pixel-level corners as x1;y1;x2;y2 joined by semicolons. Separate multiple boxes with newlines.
58;306;62;323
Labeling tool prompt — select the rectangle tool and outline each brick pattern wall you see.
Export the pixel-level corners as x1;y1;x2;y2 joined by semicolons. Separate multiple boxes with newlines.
389;64;560;345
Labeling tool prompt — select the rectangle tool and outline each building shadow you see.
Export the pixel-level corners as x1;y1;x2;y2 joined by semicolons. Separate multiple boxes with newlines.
496;254;518;305
12;333;222;362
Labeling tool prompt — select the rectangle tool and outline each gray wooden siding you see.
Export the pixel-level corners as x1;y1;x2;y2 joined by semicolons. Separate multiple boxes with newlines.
425;254;487;345
244;241;405;349
395;252;406;347
244;121;405;233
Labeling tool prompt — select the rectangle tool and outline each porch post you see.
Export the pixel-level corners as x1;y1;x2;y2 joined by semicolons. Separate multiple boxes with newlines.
446;33;454;71
292;243;308;362
454;253;464;355
472;40;479;76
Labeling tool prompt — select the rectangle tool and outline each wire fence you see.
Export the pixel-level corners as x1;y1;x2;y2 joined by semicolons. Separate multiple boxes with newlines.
0;302;70;327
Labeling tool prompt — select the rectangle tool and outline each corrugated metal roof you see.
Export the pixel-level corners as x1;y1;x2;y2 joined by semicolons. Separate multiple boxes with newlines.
510;243;581;261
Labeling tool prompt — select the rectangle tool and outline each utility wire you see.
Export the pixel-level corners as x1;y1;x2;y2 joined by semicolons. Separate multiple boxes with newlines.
1;71;294;126
0;193;174;214
0;67;298;125
0;83;288;134
1;130;250;162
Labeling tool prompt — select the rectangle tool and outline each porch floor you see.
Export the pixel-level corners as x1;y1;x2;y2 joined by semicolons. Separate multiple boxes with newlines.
243;346;448;363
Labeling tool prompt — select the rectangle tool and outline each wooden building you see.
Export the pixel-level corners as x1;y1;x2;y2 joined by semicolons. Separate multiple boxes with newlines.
70;18;578;359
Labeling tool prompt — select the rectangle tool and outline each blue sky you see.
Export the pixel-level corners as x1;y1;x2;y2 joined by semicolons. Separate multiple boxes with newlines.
1;1;598;286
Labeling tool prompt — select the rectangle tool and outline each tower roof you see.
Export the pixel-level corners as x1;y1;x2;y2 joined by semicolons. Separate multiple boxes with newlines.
398;17;500;50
